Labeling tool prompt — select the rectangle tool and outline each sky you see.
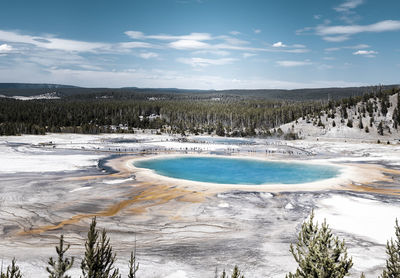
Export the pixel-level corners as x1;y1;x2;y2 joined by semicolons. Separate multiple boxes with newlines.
0;0;399;89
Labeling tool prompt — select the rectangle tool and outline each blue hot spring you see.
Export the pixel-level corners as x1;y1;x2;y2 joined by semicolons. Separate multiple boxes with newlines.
134;156;340;185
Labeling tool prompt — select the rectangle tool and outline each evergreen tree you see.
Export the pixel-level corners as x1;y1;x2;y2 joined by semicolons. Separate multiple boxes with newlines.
381;99;388;116
127;250;139;278
380;219;400;278
286;211;353;278
231;265;244;278
216;122;225;137
46;235;74;278
347;119;353;128
81;218;120;278
378;121;384;136
358;119;364;129
219;266;244;278
0;259;22;278
220;270;227;278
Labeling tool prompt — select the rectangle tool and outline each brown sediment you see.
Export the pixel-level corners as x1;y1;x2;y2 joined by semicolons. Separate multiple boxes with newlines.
344;183;400;196
381;168;400;175
19;182;206;235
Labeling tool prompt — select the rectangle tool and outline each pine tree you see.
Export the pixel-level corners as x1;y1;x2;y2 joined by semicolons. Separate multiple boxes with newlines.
0;259;22;278
378;121;384;136
216;122;225;137
286;210;353;278
347;119;353;128
231;265;244;278
220;270;227;278
81;218;120;278
219;266;244;278
46;235;74;278
359;119;364;129
127;250;139;278
380;219;400;278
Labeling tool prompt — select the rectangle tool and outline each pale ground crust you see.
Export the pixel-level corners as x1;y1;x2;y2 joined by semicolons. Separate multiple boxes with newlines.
107;153;392;194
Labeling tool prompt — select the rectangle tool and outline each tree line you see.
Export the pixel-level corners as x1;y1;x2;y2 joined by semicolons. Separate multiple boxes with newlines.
0;86;398;137
2;214;400;278
0;97;324;136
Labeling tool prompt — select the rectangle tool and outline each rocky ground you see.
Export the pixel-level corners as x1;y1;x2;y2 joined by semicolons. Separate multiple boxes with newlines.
0;133;400;277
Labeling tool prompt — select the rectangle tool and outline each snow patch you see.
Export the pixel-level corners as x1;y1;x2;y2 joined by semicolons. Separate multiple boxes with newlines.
165;270;188;278
314;194;400;245
103;178;134;184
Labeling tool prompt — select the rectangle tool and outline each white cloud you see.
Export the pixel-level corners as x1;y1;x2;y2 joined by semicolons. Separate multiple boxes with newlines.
317;64;334;70
151;33;212;41
79;64;104;71
169;40;210;50
322;35;350;42
254;29;261;34
314;15;322;20
243;53;256;58
125;31;212;41
334;0;364;12
0;44;13;53
353;50;378;57
325;47;341;52
334;0;363;23
221;36;249;45
125;31;215;51
303;19;400;41
0;30;109;52
292;44;306;48
124;31;145;39
123;30;309;54
317;20;400;36
138;52;158;59
325;44;369;52
353;50;377;55
284;49;309;53
119;41;157;49
348;44;370;49
229;31;241;36
177;57;237;67
276;60;312;67
296;26;313;35
193;50;230;56
272;41;286;48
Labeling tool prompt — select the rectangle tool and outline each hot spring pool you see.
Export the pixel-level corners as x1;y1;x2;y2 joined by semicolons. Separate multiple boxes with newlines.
133;156;340;185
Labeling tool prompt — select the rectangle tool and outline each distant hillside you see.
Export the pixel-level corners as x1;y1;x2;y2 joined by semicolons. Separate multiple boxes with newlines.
0;83;79;89
0;83;80;97
279;88;400;141
0;83;398;101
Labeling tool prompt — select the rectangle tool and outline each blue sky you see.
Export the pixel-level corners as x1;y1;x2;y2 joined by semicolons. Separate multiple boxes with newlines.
0;0;399;89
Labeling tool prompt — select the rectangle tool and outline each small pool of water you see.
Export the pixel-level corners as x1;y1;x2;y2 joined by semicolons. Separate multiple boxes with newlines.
134;156;340;185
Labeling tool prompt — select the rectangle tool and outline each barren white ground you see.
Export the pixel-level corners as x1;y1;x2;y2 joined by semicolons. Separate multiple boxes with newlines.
0;132;400;277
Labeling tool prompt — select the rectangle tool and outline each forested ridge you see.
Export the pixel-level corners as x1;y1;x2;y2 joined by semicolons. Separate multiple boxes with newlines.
0;85;398;136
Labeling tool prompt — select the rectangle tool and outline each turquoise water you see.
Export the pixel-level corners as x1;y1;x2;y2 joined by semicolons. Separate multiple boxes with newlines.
134;156;339;185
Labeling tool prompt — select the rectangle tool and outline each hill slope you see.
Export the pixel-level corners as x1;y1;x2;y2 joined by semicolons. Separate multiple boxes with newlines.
279;90;400;141
0;83;398;101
